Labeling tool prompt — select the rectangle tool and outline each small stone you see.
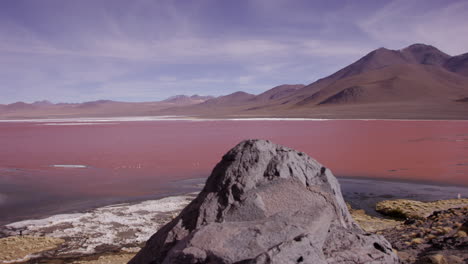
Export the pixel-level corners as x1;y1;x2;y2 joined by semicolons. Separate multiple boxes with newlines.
424;254;448;264
446;255;464;264
411;238;424;244
441;227;452;234
455;231;466;238
397;251;408;258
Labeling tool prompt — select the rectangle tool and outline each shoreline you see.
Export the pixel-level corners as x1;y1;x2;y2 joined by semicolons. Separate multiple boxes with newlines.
337;175;468;188
2;177;467;227
1;180;467;264
1;116;468;123
0;177;207;227
1;193;199;262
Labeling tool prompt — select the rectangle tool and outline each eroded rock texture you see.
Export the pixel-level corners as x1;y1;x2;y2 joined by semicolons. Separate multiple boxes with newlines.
129;139;398;264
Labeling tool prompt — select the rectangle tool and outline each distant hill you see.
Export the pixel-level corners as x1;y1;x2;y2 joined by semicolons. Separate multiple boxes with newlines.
444;53;468;77
202;92;255;106
0;95;212;119
4;102;37;111
250;84;305;102
32;100;53;106
163;95;213;104
1;43;467;120
156;44;468;119
284;44;467;106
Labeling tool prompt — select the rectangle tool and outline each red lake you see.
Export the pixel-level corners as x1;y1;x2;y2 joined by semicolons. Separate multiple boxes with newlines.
0;119;467;224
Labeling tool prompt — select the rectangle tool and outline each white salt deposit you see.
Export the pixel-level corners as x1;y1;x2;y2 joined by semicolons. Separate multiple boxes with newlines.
41;123;119;126
0;116;186;123
50;165;88;168
6;194;196;255
1;116;467;123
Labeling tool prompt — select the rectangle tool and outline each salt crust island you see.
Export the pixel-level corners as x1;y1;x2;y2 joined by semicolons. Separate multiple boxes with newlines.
129;139;399;264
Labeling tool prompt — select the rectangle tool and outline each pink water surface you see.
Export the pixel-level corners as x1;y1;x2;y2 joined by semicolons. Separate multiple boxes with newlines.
0;120;467;199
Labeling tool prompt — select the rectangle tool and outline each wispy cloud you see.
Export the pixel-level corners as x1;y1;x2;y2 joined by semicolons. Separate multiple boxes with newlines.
358;0;468;55
0;0;464;103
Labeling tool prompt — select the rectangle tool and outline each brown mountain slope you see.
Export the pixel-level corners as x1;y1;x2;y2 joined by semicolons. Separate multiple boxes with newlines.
156;91;256;116
0;99;209;119
157;85;310;116
2;43;468;120
201;91;255;106
4;102;38;111
250;84;305;102
283;47;411;104
279;44;460;105
222;44;468;119
400;44;451;65
212;44;468;119
294;64;468;106
444;53;468;77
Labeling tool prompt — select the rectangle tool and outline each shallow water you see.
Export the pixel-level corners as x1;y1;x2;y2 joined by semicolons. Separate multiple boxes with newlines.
340;177;468;216
0;119;467;224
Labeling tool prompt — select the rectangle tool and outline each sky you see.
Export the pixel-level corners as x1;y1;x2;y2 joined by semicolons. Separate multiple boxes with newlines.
0;0;467;104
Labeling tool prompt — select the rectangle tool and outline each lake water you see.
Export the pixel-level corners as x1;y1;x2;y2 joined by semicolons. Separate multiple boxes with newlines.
0;119;467;224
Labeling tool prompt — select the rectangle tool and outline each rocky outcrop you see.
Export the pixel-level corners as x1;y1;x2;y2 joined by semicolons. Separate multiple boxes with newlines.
129;139;398;264
382;206;468;263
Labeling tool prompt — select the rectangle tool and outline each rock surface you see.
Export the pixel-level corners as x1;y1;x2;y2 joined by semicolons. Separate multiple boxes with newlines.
129;139;398;264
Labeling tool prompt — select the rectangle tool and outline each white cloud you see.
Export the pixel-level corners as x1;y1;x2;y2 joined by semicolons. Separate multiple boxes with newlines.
0;34;365;63
238;75;255;85
7;0;464;103
358;0;468;55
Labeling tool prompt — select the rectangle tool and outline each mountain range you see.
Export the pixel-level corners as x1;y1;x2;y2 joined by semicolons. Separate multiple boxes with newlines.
1;43;467;120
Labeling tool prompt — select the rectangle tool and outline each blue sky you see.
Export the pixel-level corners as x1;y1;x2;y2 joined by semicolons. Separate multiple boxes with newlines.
0;0;467;103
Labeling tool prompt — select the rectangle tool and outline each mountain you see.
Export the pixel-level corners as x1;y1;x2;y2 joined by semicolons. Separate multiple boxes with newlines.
292;63;467;106
1;43;467;120
0;95;213;119
77;100;117;109
250;84;305;102
400;43;451;65
281;44;464;105
202;91;255;106
32;100;53;106
4;102;37;111
157;43;468;119
234;44;468;119
156;91;257;116
163;95;213;104
444;53;468;77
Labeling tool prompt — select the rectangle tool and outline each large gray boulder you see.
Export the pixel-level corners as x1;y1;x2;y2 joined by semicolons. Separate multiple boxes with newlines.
129;139;398;264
